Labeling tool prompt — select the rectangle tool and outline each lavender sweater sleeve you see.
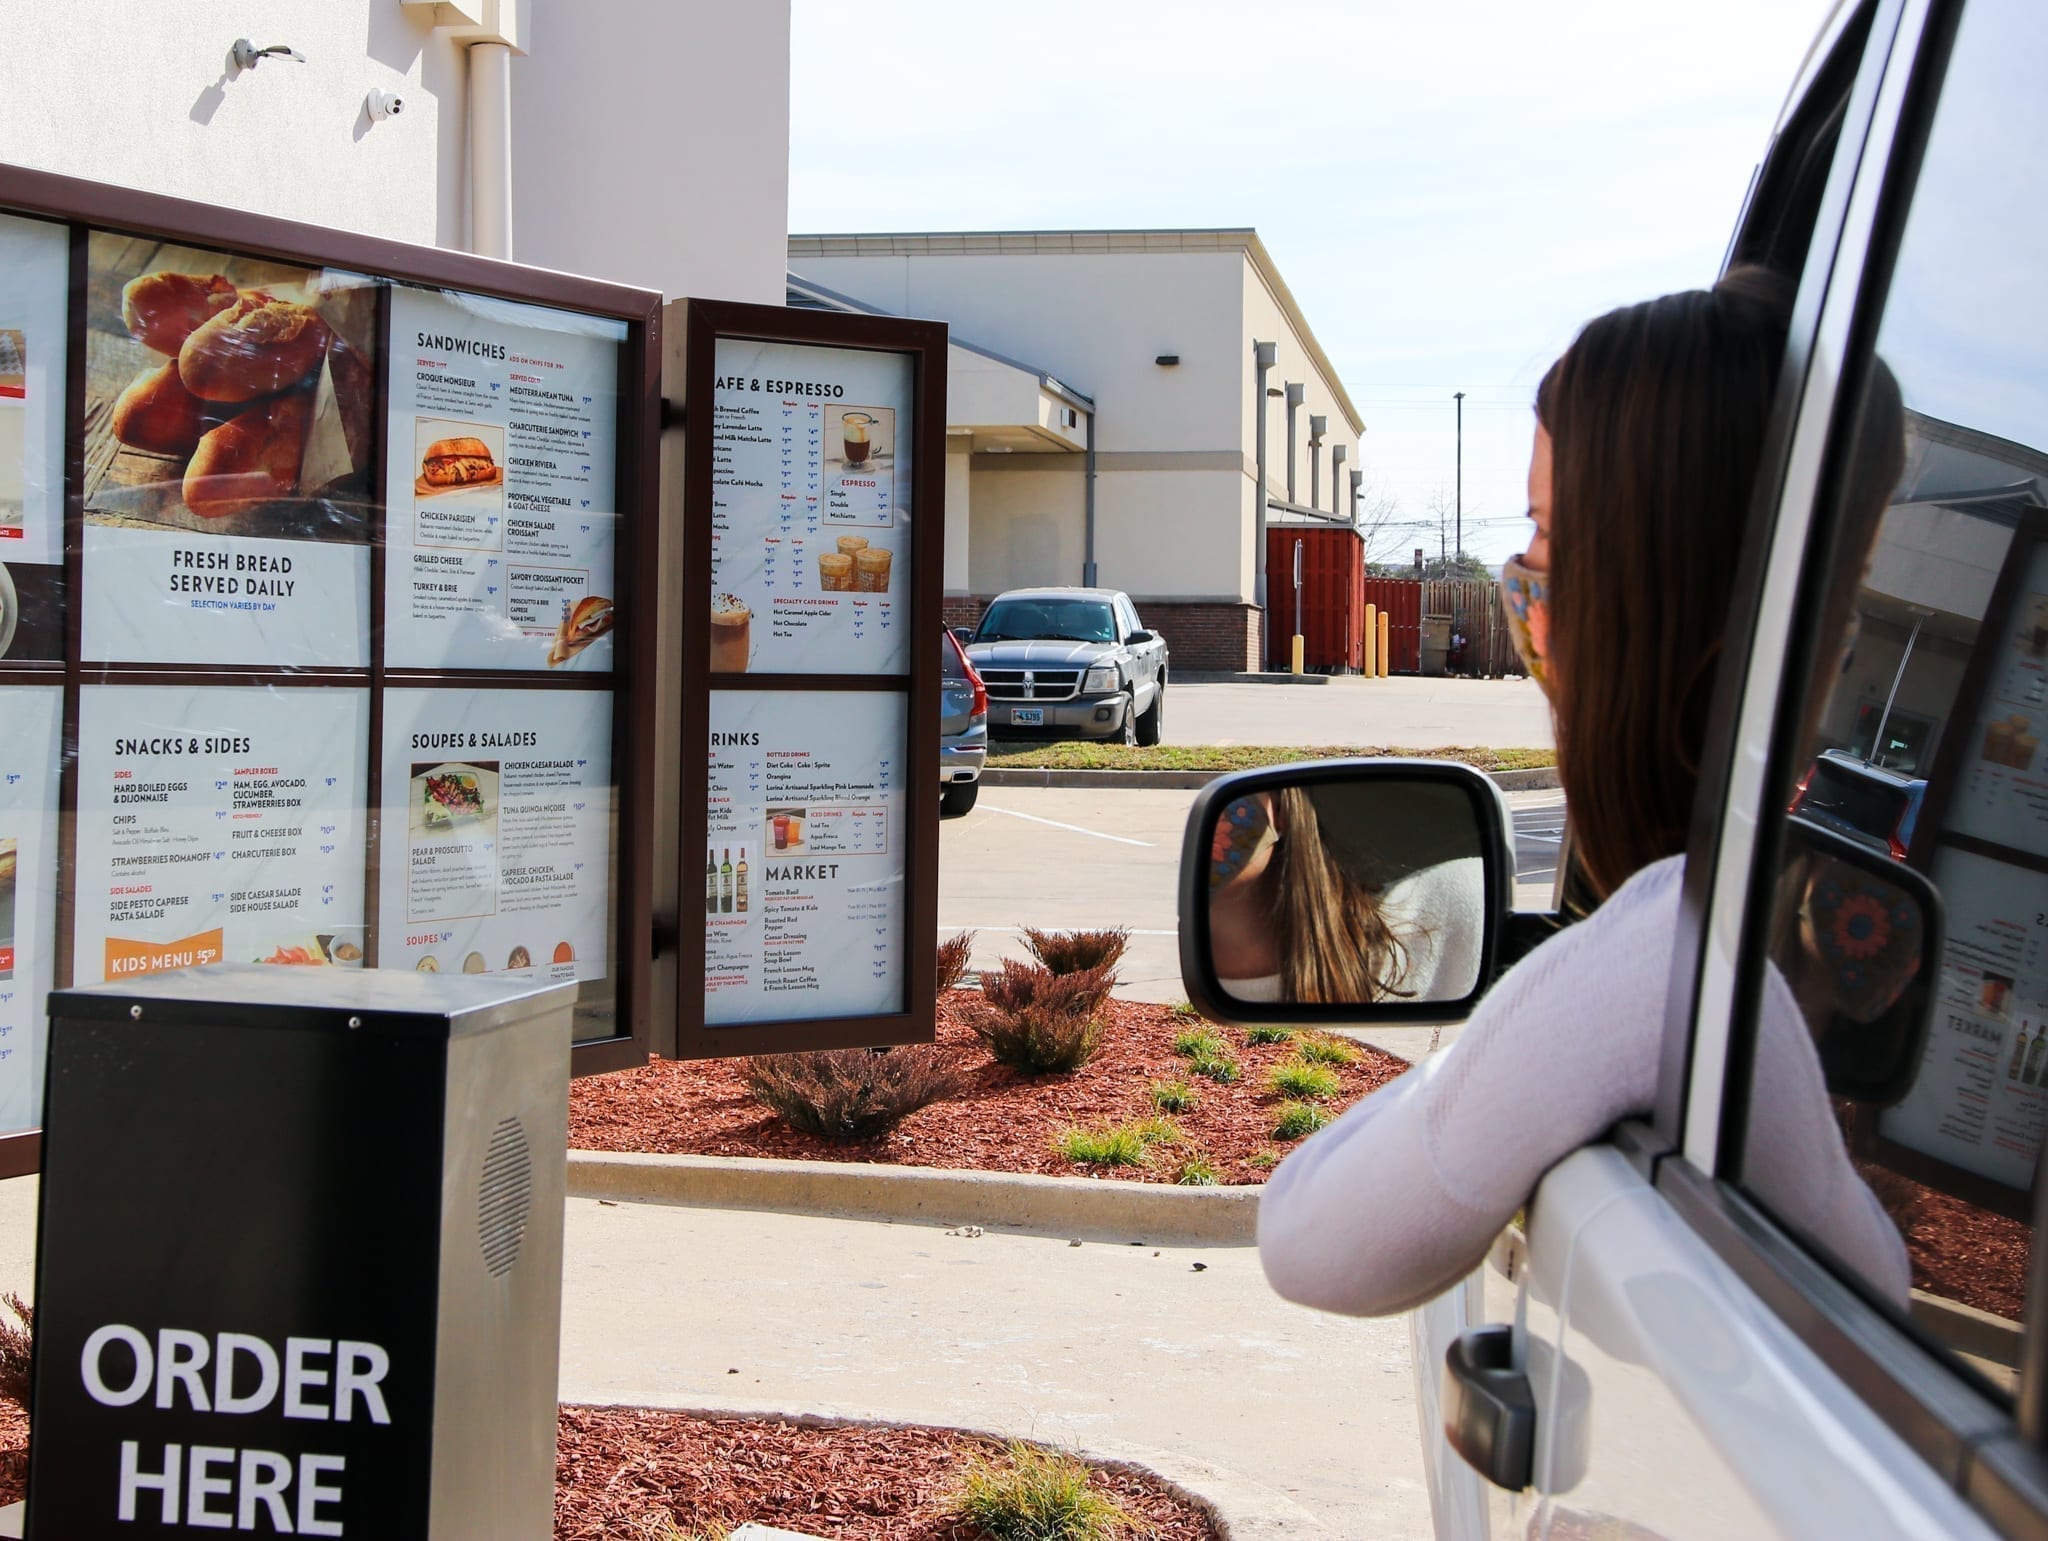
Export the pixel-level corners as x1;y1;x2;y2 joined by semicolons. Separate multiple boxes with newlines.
1256;856;1911;1317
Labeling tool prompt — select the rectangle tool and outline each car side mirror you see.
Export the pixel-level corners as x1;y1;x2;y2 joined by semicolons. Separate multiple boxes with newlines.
950;627;974;646
1777;813;1942;1106
1126;629;1154;645
1180;760;1512;1023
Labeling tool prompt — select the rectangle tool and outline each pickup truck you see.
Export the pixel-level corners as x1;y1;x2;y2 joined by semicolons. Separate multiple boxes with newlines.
963;586;1167;745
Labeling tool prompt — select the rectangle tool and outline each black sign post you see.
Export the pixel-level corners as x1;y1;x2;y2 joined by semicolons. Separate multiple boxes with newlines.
27;965;575;1538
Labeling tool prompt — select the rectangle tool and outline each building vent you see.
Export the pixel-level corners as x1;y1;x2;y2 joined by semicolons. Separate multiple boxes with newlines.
477;1116;533;1278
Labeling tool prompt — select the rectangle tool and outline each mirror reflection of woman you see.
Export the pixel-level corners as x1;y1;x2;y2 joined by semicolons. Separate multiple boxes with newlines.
1258;269;1913;1316
1210;788;1483;1004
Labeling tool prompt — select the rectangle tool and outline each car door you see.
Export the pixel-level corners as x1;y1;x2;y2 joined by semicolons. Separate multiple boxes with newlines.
1116;594;1157;703
1518;0;2048;1535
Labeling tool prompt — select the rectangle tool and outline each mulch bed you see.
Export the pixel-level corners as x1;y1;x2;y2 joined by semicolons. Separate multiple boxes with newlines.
569;991;1408;1185
0;1405;1212;1536
1889;1176;2030;1324
557;1406;1216;1539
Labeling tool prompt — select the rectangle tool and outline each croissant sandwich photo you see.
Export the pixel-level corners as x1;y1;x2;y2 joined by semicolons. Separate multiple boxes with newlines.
420;435;500;488
548;594;615;666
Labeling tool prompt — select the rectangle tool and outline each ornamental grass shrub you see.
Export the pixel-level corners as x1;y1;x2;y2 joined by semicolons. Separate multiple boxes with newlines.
953;1442;1130;1541
1020;926;1130;978
0;1292;32;1409
936;930;977;994
965;959;1115;1073
744;1045;960;1140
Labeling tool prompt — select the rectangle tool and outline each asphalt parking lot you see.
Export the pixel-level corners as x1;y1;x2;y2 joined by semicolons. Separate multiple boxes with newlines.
941;783;1564;1004
1148;674;1553;750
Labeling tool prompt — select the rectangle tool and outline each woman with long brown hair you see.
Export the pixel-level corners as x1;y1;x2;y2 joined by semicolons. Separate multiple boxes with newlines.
1257;271;1911;1314
1210;785;1485;1004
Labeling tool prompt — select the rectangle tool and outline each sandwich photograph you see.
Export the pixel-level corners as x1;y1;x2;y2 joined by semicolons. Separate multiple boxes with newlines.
414;417;504;499
548;592;614;668
83;235;377;542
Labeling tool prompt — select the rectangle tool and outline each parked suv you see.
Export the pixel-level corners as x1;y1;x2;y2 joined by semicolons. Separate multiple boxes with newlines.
964;587;1167;745
939;628;987;818
1182;3;2048;1535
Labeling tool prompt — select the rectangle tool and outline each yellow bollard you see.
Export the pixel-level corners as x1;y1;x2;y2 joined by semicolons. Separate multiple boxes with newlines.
1378;610;1391;677
1363;604;1378;678
1291;634;1305;674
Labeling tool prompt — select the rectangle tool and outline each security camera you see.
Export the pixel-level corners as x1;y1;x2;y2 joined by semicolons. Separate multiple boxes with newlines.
366;88;406;121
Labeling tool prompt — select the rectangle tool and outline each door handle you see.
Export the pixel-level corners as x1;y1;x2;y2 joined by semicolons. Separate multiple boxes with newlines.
1442;1323;1534;1491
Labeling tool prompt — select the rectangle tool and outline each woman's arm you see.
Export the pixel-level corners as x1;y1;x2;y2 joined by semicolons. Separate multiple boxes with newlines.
1257;858;1680;1315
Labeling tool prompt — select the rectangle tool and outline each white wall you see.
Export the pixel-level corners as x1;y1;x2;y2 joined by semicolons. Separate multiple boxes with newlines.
512;0;789;300
968;463;1086;596
0;1;467;245
1243;263;1359;516
0;1;792;304
790;250;1245;454
944;441;972;593
1095;468;1245;599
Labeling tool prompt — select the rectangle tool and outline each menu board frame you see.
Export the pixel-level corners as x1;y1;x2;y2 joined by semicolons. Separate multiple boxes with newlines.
669;299;946;1059
0;160;664;1177
1854;504;2048;1221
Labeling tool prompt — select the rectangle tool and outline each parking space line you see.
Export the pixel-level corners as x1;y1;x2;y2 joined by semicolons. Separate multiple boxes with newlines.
979;804;1157;847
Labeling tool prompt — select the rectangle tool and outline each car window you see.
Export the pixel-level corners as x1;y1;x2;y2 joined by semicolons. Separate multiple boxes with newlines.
1732;0;2048;1395
1118;597;1142;638
941;632;967;679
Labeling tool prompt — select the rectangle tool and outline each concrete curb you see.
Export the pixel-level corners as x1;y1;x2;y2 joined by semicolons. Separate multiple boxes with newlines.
557;1398;1329;1539
567;1150;1259;1245
982;763;1559;792
1174;670;1332;686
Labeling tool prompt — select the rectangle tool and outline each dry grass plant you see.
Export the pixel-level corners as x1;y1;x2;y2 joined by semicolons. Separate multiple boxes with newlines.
1021;926;1130;977
0;1294;30;1410
954;1441;1131;1540
936;930;977;994
965;959;1115;1074
744;1046;961;1140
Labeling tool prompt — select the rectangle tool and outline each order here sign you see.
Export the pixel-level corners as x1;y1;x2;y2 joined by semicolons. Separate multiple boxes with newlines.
79;1325;390;1531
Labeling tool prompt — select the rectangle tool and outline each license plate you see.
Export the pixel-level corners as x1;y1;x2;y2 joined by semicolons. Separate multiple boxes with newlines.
1010;706;1044;726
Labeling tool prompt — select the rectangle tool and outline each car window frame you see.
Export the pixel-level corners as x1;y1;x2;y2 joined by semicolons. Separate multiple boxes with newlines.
1640;0;2048;1515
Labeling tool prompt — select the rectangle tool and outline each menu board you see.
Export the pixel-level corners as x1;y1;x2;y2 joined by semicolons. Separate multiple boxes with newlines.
1879;845;2048;1189
0;213;66;569
384;287;624;671
0;687;62;1132
79;236;378;668
1941;542;2048;856
71;685;371;984
704;691;906;1023
378;687;612;983
710;339;913;676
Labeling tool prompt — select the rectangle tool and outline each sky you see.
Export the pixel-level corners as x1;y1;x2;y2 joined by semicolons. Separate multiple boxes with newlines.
789;0;1837;565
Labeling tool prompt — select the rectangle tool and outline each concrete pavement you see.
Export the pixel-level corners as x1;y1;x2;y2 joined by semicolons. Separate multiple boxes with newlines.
943;783;1565;1004
0;1173;1431;1538
1154;674;1551;751
557;1198;1428;1537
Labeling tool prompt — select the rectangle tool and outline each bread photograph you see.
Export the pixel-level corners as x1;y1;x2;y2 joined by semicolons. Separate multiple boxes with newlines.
84;236;378;542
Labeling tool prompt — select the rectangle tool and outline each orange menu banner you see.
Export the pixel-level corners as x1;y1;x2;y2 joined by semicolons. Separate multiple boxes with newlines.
105;929;225;980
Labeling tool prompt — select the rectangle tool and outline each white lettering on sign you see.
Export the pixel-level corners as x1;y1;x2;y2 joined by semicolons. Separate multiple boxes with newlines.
84;1323;153;1406
85;1324;388;1530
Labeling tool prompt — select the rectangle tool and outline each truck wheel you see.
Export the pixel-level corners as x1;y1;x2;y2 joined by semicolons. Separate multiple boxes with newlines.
1119;692;1139;747
941;779;980;817
1135;682;1164;746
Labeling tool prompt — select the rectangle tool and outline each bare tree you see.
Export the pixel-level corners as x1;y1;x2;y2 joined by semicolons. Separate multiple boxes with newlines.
1420;483;1489;581
1351;471;1408;569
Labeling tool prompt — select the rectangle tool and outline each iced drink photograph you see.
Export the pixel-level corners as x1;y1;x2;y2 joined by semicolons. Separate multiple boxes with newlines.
710;591;751;672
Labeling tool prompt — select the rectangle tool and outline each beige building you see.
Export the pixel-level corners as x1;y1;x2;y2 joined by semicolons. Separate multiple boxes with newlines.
788;229;1365;670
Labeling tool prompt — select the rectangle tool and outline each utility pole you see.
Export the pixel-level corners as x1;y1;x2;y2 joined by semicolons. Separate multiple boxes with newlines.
1453;390;1465;563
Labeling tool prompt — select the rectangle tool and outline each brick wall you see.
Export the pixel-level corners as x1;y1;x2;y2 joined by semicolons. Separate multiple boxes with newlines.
942;596;1262;672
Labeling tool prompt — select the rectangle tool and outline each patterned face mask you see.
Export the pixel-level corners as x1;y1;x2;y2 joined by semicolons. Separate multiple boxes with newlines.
1501;554;1553;697
1210;796;1279;890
